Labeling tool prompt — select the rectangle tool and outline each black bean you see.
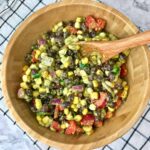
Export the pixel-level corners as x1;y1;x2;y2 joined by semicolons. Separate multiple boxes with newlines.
62;101;70;107
66;20;75;26
25;89;32;97
89;30;96;38
119;53;126;60
63;31;70;38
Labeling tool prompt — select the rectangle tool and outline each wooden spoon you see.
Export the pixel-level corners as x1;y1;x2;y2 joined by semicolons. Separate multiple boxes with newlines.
78;30;150;62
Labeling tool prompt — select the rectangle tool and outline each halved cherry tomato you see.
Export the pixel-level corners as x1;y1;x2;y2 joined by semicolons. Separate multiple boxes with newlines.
65;120;77;135
81;114;95;126
85;15;97;29
94;92;107;108
95;18;106;31
67;26;77;34
51;121;61;131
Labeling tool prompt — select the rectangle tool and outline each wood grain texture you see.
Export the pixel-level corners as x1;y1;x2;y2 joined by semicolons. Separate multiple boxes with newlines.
79;30;150;62
1;0;150;149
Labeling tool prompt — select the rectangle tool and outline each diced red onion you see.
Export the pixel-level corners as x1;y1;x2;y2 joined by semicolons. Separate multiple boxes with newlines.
38;39;46;45
72;85;84;92
51;99;62;105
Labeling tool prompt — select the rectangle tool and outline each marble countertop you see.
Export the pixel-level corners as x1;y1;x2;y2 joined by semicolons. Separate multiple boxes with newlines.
0;0;150;150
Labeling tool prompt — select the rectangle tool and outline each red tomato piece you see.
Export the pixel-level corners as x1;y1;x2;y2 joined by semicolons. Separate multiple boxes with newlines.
94;121;103;127
120;64;127;78
94;92;107;108
85;15;97;29
31;57;38;63
58;105;64;111
51;121;61;131
81;114;95;126
67;26;77;34
65;120;77;135
95;18;106;31
115;99;122;109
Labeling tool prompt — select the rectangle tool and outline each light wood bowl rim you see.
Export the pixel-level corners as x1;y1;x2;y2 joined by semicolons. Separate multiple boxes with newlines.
2;0;150;149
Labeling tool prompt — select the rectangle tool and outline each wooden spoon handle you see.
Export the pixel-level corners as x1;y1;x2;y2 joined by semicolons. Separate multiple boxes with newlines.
100;30;150;53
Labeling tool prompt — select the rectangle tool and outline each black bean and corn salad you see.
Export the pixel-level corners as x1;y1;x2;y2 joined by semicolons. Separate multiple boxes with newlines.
18;16;129;135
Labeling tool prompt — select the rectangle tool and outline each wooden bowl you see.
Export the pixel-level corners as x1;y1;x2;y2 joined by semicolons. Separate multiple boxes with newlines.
2;0;150;149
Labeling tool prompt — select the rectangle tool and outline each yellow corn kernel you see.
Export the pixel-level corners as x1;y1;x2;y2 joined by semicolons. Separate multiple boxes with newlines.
32;84;40;89
68;71;73;76
20;82;28;89
108;107;115;112
124;85;129;91
74;22;80;29
36;115;42;122
121;90;128;99
42;116;51;124
35;99;42;110
92;80;99;88
89;104;96;111
23;65;28;72
46;88;49;93
35;50;41;59
61;123;67;129
74;115;82;122
82;108;88;115
56;70;63;77
86;87;93;93
122;81;127;87
90;92;99;99
66;113;73;120
44;80;50;87
71;104;76;109
42;71;49;78
75;59;79;65
22;75;30;83
39;87;46;93
80;99;87;106
86;130;94;135
73;108;78;112
73;96;79;104
83;126;92;132
77;30;83;35
48;75;52;81
34;78;42;85
63;61;70;68
25;68;31;75
64;108;69;115
33;91;39;97
83;76;90;84
80;70;87;76
63;87;68;95
81;57;88;64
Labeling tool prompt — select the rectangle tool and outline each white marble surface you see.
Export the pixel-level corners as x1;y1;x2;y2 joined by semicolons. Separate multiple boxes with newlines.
0;0;150;150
